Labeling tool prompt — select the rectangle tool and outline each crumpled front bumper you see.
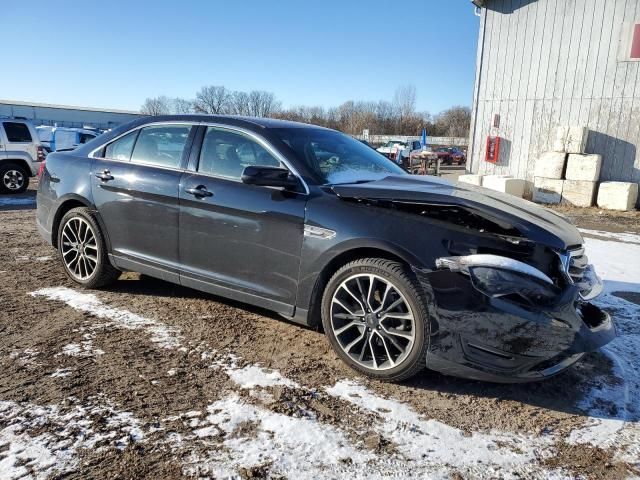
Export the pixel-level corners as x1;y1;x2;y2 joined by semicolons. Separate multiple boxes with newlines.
413;258;616;383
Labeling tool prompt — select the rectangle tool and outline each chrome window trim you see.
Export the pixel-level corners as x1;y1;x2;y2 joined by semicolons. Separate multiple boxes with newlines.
89;120;310;195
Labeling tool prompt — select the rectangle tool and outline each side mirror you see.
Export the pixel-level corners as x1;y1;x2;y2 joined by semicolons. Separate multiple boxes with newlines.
241;165;300;190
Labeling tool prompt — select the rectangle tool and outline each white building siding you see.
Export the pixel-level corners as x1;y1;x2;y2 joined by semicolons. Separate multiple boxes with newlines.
469;0;640;192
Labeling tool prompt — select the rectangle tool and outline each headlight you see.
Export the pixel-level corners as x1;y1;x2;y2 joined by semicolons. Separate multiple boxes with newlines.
436;254;561;304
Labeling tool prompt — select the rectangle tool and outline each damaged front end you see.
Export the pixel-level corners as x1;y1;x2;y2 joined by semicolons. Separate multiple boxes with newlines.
425;248;613;382
331;176;616;382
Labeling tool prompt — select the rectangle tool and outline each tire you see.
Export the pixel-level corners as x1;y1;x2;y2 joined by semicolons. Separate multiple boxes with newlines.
321;258;430;382
57;207;120;288
0;163;29;194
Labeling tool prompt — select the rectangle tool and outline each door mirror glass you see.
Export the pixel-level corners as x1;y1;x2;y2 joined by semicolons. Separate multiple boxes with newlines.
241;165;300;190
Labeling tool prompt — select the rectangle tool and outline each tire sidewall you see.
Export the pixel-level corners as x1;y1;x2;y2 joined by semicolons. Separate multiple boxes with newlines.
321;260;429;380
57;208;105;286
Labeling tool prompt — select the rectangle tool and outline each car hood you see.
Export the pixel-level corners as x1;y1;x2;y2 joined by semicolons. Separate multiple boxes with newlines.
331;175;583;250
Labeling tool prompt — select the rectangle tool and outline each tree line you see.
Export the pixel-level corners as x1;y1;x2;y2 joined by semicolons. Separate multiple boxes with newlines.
140;85;471;138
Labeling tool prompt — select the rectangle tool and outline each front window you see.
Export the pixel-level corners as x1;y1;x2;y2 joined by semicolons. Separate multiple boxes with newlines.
272;128;406;185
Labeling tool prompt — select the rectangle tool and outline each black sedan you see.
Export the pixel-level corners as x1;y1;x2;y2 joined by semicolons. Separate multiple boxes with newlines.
36;115;614;382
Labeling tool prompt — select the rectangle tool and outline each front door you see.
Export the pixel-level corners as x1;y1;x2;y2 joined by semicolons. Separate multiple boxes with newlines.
91;124;195;281
179;126;307;315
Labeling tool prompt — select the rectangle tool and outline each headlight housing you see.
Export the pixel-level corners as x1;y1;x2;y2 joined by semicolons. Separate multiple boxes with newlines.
436;254;561;305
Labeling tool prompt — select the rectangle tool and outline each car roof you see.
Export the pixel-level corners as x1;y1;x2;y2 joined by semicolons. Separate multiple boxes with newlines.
134;114;333;132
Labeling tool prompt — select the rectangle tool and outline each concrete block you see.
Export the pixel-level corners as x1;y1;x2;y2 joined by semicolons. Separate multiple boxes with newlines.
533;177;563;204
565;154;602;182
565;127;588;154
534;152;566;179
552;126;568;152
458;174;483;186
483;175;525;197
562;180;597;207
597;182;639;211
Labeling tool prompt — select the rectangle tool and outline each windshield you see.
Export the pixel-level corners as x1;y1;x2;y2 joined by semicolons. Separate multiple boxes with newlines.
271;128;407;185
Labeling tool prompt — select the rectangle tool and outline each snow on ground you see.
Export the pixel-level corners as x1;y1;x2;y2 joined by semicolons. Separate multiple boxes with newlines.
580;228;640;246
566;234;640;464
9;231;640;478
0;396;144;480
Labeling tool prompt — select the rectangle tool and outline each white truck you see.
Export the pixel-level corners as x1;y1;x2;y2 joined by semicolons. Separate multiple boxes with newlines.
36;126;100;152
376;139;423;162
0;118;46;193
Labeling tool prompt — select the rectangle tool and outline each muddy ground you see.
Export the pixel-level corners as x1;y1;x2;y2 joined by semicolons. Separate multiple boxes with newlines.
1;184;639;479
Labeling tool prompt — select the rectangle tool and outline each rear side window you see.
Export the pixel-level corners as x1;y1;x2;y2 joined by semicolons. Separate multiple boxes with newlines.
198;127;281;179
104;130;139;161
130;125;191;168
3;122;32;142
79;133;96;144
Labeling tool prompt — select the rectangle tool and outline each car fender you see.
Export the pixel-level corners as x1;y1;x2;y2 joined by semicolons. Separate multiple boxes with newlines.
2;151;36;175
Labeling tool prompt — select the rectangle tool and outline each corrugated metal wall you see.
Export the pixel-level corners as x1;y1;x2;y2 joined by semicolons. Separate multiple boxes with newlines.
469;0;640;192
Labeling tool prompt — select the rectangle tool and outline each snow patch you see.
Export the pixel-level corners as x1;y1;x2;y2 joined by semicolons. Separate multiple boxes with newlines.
579;228;640;245
0;397;145;479
30;287;182;349
225;364;300;390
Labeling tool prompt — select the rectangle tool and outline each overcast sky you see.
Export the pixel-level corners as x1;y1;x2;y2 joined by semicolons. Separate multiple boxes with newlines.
3;0;479;114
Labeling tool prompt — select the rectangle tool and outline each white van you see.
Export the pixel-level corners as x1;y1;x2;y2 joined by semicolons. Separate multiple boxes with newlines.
36;126;100;152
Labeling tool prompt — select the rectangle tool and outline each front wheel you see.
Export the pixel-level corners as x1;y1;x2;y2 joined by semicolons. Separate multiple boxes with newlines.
57;207;120;288
321;258;430;382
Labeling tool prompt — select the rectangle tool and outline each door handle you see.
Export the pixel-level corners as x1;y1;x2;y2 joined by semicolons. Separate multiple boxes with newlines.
95;169;114;181
185;185;213;198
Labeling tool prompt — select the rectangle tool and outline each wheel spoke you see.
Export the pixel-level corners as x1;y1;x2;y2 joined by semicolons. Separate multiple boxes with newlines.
375;331;395;367
332;298;357;316
368;334;378;369
381;326;413;340
344;330;366;353
334;321;360;335
340;283;366;313
380;331;405;352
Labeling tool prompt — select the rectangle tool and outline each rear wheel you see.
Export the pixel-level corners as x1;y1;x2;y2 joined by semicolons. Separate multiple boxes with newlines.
321;258;430;382
0;163;29;194
57;207;120;288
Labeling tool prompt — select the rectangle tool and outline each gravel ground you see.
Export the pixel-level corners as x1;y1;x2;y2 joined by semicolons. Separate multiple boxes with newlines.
1;184;639;479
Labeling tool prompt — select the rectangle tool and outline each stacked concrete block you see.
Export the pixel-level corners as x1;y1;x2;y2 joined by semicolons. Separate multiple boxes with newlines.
534;152;566;179
533;177;563;204
458;174;484;186
565;127;589;154
552;126;569;152
597;182;639;211
483;175;525;197
565;154;602;182
562;180;598;207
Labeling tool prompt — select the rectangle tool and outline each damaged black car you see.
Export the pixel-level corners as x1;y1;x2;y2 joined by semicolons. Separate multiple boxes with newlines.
36;115;615;382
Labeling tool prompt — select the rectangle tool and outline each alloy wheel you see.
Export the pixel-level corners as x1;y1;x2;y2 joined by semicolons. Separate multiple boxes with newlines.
330;273;416;370
60;217;99;280
3;169;24;191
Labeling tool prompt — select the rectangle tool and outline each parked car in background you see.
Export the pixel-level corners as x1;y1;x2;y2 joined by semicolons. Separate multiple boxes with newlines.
434;147;466;166
37;115;614;383
376;140;422;165
0;118;46;193
37;126;100;152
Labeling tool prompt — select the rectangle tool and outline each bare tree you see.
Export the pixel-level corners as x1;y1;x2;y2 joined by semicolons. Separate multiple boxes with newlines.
194;85;231;114
140;96;172;115
230;91;251;115
248;90;281;117
435;106;472;137
393;85;417;133
172;97;194;114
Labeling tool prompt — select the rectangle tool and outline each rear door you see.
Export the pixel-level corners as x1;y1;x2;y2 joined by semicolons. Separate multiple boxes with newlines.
2;121;35;161
91;123;196;281
178;125;307;314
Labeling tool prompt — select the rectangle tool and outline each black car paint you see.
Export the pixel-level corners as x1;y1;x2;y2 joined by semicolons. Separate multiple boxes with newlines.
36;115;615;382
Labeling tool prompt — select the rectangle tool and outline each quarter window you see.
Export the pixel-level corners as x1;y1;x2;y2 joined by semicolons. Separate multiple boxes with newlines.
104;130;139;161
3;122;32;142
130;125;191;168
198;127;281;179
